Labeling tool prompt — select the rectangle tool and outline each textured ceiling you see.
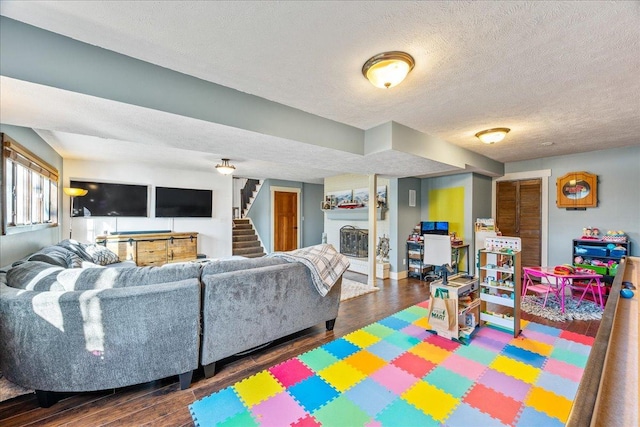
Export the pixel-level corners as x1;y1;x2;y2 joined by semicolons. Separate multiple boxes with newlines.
1;1;639;183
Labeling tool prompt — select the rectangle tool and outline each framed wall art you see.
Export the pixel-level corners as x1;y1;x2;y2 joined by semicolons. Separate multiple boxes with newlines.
556;171;598;209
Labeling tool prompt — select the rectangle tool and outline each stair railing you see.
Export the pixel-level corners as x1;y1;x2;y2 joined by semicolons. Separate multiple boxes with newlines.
240;179;259;217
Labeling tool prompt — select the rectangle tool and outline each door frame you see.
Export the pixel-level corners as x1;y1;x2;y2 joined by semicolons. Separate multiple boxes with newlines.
492;169;551;266
270;186;301;252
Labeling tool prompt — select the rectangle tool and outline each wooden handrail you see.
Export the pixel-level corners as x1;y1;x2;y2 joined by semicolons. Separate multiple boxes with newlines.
566;256;629;426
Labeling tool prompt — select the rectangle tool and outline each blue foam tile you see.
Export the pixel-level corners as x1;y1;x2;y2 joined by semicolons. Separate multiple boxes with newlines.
189;388;246;426
343;377;397;417
366;339;406;362
502;344;547;368
322;338;360;359
523;322;562;337
287;374;339;413
377;316;411;331
516;406;565;427
535;371;580;400
444;402;507;427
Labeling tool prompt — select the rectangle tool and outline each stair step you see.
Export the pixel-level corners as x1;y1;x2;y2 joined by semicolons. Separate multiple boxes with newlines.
234;219;250;224
233;247;265;256
233;241;261;249
233;223;253;230
233;229;255;236
241;252;266;258
233;235;258;242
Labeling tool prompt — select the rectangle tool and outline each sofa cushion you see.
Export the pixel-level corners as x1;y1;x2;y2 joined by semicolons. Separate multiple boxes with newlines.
49;262;203;291
84;244;120;266
6;261;66;291
202;257;286;276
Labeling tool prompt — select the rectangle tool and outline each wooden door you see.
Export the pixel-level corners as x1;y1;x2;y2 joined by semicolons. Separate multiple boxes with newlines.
274;191;298;251
496;179;541;268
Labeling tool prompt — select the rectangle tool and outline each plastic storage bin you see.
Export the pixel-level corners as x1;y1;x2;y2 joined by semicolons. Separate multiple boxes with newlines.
575;245;608;257
575;263;607;275
609;248;627;258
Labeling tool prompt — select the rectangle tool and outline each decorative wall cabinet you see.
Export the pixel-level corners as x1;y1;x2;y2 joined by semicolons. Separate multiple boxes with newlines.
556;171;598;209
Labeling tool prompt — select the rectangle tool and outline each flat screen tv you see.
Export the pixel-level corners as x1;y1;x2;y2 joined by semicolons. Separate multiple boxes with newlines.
155;187;213;218
421;221;449;236
70;180;148;217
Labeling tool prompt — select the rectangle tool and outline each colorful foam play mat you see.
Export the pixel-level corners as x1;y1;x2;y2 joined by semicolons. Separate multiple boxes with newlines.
190;301;593;426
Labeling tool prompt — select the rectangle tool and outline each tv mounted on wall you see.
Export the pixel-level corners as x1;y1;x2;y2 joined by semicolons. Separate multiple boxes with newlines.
70;180;148;217
155;187;213;218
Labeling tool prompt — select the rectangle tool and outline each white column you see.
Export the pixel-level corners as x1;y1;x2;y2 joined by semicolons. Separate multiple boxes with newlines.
368;174;377;286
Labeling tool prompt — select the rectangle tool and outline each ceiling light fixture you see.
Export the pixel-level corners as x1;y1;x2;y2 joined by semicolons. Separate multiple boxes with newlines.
362;51;415;89
215;158;236;175
475;128;511;144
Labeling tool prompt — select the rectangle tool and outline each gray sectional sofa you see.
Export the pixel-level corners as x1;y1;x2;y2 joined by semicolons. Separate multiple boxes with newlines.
0;241;344;407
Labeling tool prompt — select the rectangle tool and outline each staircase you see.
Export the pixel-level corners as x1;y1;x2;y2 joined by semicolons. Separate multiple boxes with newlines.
232;218;265;258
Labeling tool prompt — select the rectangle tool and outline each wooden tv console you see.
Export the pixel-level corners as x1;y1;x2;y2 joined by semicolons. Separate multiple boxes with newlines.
96;231;198;267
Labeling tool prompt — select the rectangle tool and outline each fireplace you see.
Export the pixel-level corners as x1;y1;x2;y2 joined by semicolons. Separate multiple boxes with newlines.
340;225;368;258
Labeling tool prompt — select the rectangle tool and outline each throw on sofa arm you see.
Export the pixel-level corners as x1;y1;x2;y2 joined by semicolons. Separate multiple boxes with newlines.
0;278;200;407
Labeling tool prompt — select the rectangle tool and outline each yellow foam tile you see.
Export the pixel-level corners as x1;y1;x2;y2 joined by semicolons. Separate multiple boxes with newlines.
318;360;366;392
344;329;382;348
233;371;284;407
490;355;541;384
403;381;458;422
511;337;553;357
414;316;431;329
525;386;573;423
344;350;388;375
409;342;451;364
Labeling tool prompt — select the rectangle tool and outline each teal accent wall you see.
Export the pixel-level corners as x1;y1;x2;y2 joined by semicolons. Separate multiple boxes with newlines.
506;146;639;263
0;124;63;267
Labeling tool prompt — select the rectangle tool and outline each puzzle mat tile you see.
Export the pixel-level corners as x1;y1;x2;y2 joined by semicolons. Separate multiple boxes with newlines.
190;302;593;427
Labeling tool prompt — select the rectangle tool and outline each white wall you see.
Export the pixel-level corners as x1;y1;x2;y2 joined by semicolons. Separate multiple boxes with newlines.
63;159;233;259
323;174;390;252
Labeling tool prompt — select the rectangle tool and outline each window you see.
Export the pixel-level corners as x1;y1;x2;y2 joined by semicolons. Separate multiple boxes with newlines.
2;133;58;234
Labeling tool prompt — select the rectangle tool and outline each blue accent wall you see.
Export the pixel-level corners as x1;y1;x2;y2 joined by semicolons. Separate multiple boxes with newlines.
0;124;63;267
506;145;639;262
247;179;323;252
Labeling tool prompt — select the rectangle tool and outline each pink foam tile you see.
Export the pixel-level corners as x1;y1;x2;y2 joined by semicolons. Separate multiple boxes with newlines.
519;330;557;345
478;368;531;401
269;358;314;387
291;414;322;427
365;421;383;427
370;364;420;395
441;353;487;381
560;330;595;346
544;358;584;383
475;327;513;343
251;391;307;426
401;324;432;340
426;334;460;351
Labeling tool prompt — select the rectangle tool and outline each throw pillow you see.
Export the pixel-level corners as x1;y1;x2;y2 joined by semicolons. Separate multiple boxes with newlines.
56;239;94;262
84;244;120;266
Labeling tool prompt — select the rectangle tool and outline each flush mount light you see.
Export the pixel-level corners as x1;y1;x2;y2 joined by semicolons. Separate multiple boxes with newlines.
475;128;511;144
215;159;236;175
362;51;415;89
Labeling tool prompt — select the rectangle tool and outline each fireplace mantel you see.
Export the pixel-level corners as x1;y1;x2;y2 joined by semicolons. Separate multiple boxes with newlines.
322;207;386;220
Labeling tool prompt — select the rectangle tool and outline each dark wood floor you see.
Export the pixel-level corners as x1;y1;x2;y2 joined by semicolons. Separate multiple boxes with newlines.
0;272;600;426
